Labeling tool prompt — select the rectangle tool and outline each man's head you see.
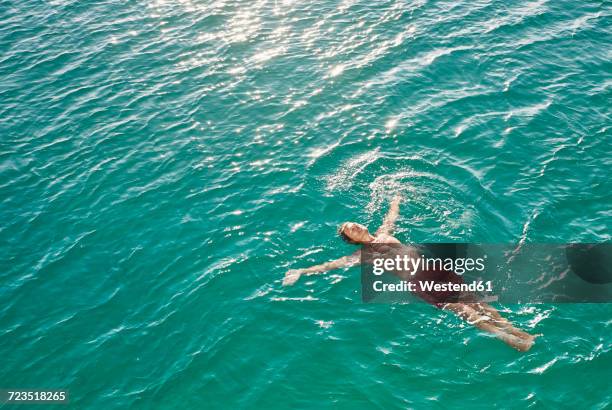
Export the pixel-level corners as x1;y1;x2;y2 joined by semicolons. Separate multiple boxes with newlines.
338;222;374;244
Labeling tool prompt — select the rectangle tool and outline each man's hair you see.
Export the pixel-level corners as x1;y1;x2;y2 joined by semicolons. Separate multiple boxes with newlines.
338;224;359;244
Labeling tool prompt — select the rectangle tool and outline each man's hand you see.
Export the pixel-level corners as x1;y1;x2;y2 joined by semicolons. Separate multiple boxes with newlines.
283;269;303;286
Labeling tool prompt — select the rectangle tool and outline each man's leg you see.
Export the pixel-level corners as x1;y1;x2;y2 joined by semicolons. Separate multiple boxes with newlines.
442;303;536;351
474;303;536;342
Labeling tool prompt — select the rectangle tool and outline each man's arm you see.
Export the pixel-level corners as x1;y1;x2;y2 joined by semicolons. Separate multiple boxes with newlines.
283;250;360;286
375;195;402;236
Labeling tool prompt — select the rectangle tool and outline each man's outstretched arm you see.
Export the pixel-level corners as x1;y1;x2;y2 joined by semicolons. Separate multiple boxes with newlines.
375;194;402;236
283;250;360;286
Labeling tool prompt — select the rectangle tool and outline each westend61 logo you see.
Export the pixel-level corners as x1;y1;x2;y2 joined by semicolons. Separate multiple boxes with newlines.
361;243;612;304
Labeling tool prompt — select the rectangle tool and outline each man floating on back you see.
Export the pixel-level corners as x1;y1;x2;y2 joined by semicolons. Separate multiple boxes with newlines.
283;195;538;352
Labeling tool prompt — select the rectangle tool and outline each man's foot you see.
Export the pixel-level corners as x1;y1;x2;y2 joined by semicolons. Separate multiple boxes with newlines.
283;269;302;286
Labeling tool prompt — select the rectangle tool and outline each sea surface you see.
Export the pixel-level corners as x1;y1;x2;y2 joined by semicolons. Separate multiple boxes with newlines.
1;0;611;408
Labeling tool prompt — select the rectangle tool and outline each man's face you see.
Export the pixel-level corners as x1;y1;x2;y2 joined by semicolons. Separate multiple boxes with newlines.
341;222;372;243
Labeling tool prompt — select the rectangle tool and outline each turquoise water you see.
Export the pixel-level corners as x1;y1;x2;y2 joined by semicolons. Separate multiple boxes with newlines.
1;0;611;408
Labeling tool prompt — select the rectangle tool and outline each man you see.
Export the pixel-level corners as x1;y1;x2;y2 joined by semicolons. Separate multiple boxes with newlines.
283;195;538;351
